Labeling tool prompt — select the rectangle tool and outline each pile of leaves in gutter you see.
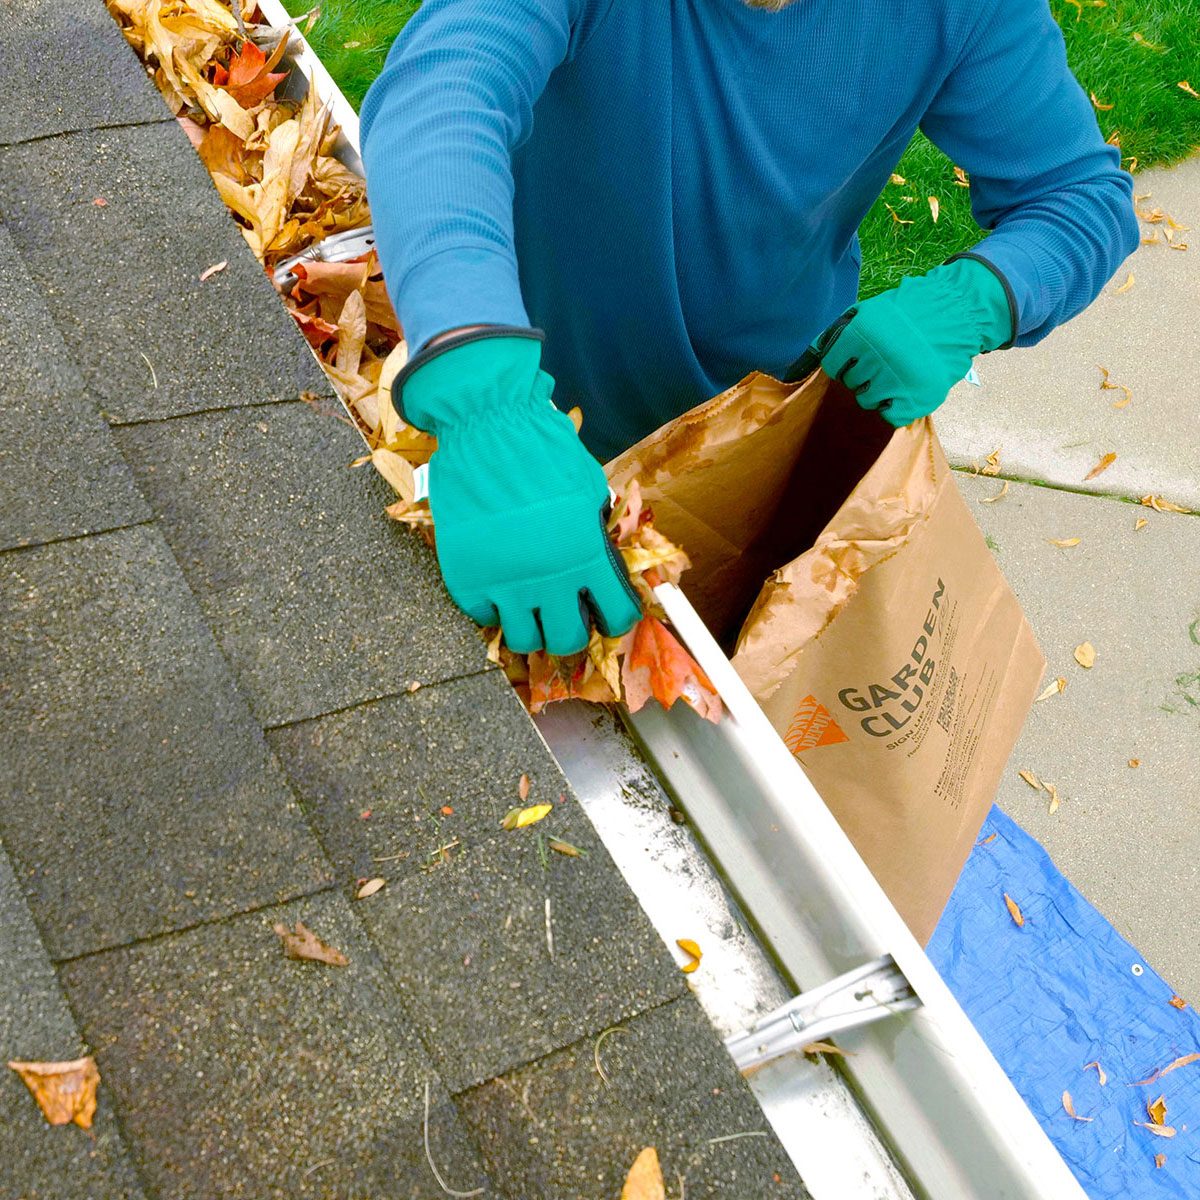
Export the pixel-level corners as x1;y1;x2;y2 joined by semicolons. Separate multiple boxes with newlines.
107;0;721;724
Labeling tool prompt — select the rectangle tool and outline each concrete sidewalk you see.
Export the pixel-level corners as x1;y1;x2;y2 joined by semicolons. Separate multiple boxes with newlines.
938;157;1200;1001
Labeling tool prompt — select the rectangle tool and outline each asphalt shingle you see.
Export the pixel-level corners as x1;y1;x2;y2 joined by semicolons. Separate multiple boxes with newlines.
0;0;170;145
460;996;810;1199
267;671;562;885
114;402;492;727
59;890;492;1200
0;223;148;551
0;122;331;424
0;843;145;1200
350;821;686;1093
0;525;330;960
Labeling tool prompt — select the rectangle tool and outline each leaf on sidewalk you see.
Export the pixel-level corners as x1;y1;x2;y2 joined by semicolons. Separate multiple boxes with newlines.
1074;642;1096;669
1140;494;1190;514
273;921;348;966
1113;272;1136;293
7;1057;100;1129
1035;678;1066;701
1084;453;1117;481
1048;537;1082;548
980;480;1009;504
1018;769;1043;789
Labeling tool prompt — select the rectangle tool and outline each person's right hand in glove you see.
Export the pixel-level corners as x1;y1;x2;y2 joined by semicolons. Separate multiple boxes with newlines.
392;326;642;656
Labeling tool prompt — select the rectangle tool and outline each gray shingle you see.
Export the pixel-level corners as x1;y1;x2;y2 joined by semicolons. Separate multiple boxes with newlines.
114;403;492;727
58;890;492;1200
0;223;148;551
0;123;331;423
0;0;170;144
0;526;331;959
350;823;686;1092
460;997;810;1199
267;672;562;885
0;844;145;1200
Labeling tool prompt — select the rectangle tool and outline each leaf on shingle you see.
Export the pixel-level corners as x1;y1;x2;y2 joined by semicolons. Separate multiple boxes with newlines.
199;260;228;282
7;1057;100;1129
1063;1091;1093;1121
1084;453;1117;481
500;803;553;831
273;921;348;966
518;773;530;802
621;1147;666;1200
355;877;385;900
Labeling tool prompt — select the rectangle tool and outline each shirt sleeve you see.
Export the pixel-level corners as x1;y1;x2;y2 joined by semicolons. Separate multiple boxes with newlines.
920;0;1139;346
360;0;602;352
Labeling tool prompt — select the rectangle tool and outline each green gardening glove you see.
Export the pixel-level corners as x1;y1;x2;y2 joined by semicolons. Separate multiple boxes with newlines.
803;256;1014;427
392;327;642;656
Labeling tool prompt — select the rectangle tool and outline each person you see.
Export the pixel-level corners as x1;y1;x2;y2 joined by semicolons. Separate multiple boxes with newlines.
360;0;1138;657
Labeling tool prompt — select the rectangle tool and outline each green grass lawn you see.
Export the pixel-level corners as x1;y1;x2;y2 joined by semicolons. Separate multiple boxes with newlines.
286;0;1200;295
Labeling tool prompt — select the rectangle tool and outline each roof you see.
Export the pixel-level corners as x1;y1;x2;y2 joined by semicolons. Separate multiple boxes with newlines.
0;2;808;1195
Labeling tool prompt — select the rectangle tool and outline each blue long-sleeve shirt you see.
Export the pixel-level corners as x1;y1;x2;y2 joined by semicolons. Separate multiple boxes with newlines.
361;0;1138;460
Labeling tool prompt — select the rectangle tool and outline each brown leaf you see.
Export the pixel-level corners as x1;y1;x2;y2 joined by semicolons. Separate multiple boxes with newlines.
1004;893;1025;927
1180;80;1200;98
1084;452;1117;481
1132;31;1167;51
953;166;969;186
1169;995;1187;1009
1156;1153;1167;1168
92;196;108;207
1130;1052;1200;1085
273;921;348;966
1046;782;1061;815
1063;1091;1093;1121
1084;1061;1108;1086
518;773;531;801
198;260;228;282
981;448;1002;476
676;938;702;974
1148;1095;1168;1125
928;196;940;223
1114;272;1136;293
1018;769;1043;790
889;172;906;185
354;877;385;900
1140;494;1190;514
1048;537;1082;548
621;1147;666;1200
1074;642;1096;669
1129;758;1141;768
980;480;1009;504
801;1041;856;1057
548;837;583;857
1134;1121;1176;1138
7;1057;100;1129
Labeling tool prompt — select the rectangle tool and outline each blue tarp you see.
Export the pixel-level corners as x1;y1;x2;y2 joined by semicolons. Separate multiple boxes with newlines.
929;806;1200;1199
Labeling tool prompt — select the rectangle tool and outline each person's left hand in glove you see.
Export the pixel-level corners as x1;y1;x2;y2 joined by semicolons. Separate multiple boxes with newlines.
804;256;1015;428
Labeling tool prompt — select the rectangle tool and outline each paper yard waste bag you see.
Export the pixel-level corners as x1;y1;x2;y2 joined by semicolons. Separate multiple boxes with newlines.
607;370;1045;943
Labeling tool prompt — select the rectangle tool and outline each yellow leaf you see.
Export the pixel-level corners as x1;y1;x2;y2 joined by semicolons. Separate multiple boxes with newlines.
1074;642;1096;669
1035;677;1066;701
1084;1060;1108;1086
981;448;1002;476
676;938;703;974
1132;31;1167;51
953;166;969;187
1090;92;1114;111
621;1147;666;1200
928;196;940;222
567;405;583;433
1004;893;1025;927
886;203;913;226
500;803;552;831
370;448;416;502
1063;1091;1093;1121
1180;80;1200;98
486;627;504;666
1048;537;1082;547
1140;494;1190;514
355;877;385;900
1114;272;1135;294
1018;769;1043;790
1148;1095;1168;1126
1135;517;1148;530
7;1057;100;1129
1083;452;1117;481
1134;1121;1176;1138
980;480;1009;504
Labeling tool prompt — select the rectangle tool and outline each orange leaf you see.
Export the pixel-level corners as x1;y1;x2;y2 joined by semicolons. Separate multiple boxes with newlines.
1090;92;1114;111
7;1057;100;1129
1156;1153;1167;1168
222;37;290;108
1180;80;1200;99
621;615;722;723
1004;893;1025;927
1063;1091;1093;1121
1084;452;1117;481
621;1147;666;1200
1169;995;1187;1010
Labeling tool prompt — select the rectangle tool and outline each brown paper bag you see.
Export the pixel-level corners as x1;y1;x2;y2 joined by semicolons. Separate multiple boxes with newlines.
607;370;1045;943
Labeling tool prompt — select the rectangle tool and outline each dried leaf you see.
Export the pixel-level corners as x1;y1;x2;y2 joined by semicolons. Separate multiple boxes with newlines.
1156;1153;1167;1168
1135;517;1148;530
889;172;906;185
980;480;1009;504
1180;80;1200;98
976;832;998;847
1114;272;1136;294
272;921;348;966
567;405;583;433
928;196;940;222
1048;537;1082;548
676;938;702;974
92;196;108;207
518;773;530;801
886;203;913;225
1004;893;1026;927
621;614;722;724
1074;642;1096;669
7;1057;100;1128
1140;494;1190;514
953;166;969;186
548;837;583;857
1063;1091;1093;1121
369;448;415;502
1134;1121;1176;1138
1090;92;1114;111
334;288;367;378
1084;1061;1108;1086
1132;31;1167;50
355;877;385;900
1046;782;1061;815
500;803;553;831
1148;1095;1168;1125
199;260;228;282
1169;995;1187;1009
1018;769;1043;790
1035;677;1067;701
801;1041;856;1057
1133;1052;1200;1085
621;1147;666;1200
981;448;1002;476
1084;452;1117;481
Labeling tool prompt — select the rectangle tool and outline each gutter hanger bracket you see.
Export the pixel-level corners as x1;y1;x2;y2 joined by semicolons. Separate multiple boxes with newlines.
726;955;921;1073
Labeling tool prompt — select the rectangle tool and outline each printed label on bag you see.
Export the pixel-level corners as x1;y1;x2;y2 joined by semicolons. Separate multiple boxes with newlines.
783;695;850;755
